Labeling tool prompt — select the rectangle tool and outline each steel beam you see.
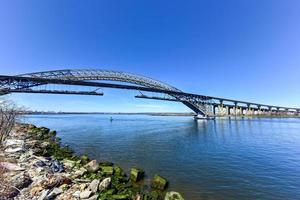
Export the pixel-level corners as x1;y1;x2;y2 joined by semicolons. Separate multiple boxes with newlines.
1;70;299;117
7;89;103;96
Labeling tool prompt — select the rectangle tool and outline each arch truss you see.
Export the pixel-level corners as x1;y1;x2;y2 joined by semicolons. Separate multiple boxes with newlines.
0;69;213;117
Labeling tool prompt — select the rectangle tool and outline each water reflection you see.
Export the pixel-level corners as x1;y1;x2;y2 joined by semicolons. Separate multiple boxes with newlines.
24;115;300;200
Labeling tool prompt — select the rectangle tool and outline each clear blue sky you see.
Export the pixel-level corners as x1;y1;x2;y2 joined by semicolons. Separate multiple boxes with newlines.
0;0;299;112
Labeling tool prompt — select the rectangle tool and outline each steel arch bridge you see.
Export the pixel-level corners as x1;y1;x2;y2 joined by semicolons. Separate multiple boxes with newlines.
0;69;299;118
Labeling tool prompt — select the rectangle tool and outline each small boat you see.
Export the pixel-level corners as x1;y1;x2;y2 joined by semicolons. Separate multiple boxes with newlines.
194;115;215;120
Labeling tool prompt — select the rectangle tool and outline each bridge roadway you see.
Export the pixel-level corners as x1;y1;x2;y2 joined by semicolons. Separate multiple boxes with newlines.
0;74;299;116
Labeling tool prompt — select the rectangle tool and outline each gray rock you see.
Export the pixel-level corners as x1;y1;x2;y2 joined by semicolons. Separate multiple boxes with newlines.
12;172;32;189
19;150;33;162
38;189;49;200
40;141;50;148
0;162;25;171
73;190;81;198
98;177;111;192
88;195;98;200
5;147;24;153
62;159;76;169
73;167;88;178
49;160;64;173
46;187;63;199
33;160;47;168
3;139;24;147
88;179;100;194
84;160;99;172
80;190;92;199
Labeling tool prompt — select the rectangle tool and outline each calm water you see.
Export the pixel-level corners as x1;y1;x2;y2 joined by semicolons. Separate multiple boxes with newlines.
24;115;300;200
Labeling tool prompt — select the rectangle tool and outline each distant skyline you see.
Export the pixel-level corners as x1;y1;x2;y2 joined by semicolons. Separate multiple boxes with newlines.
1;0;300;112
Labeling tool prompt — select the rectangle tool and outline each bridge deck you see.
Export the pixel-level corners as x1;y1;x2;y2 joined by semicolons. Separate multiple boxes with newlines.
0;75;299;113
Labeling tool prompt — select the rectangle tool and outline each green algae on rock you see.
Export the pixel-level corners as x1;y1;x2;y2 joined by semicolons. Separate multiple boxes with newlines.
165;191;185;200
130;167;145;182
151;174;168;190
100;165;114;175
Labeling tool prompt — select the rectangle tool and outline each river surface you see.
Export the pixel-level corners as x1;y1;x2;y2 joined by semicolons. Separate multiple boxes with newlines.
24;114;300;200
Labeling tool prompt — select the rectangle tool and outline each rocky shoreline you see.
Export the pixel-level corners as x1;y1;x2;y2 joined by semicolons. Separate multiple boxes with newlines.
0;123;184;200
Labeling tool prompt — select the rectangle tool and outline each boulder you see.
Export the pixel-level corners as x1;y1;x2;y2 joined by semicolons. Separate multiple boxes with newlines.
142;191;162;200
3;139;24;147
28;124;37;129
114;166;124;176
25;140;40;149
88;195;98;200
38;189;49;200
33;160;47;168
151;175;168;190
40;141;50;148
12;172;32;189
19;150;34;162
46;187;63;199
73;167;87;178
62;159;76;169
49;130;57;136
164;191;184;200
72;190;81;198
40;127;50;134
80;183;88;191
30;186;44;196
84;160;99;172
100;166;114;175
41;175;72;189
49;160;64;173
80;155;90;165
5;147;24;153
80;190;92;199
88;179;100;193
98;177;111;192
0;162;25;171
130;168;144;182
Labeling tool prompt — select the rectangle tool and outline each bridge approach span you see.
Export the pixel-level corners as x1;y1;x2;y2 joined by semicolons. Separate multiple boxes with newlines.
0;69;299;117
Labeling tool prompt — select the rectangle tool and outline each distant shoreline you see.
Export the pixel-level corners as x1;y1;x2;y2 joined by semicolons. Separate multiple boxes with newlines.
23;112;195;116
22;112;300;118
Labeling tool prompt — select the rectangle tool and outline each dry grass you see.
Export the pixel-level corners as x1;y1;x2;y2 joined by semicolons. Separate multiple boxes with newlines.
0;159;11;199
0;155;20;199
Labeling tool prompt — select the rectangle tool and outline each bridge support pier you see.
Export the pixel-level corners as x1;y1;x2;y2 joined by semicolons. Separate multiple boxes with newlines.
213;105;217;116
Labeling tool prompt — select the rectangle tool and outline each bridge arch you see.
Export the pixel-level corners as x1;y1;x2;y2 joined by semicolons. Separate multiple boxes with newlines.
17;69;207;116
20;69;180;92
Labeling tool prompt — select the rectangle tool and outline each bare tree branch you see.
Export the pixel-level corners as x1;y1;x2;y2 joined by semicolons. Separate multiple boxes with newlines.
0;98;23;143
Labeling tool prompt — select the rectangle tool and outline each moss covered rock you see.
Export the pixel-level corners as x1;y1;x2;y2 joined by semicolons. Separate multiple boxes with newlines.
141;191;163;200
100;166;114;175
130;168;144;182
114;166;124;176
151;175;168;190
80;155;90;165
164;191;184;200
62;159;76;169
